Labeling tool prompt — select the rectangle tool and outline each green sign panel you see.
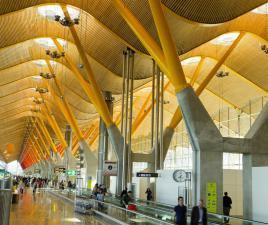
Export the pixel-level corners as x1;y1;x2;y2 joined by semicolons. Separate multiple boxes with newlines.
67;170;76;176
0;169;5;179
0;169;10;180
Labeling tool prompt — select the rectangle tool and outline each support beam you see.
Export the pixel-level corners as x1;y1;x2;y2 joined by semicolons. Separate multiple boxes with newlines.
37;118;58;153
190;57;205;86
148;0;188;92
41;97;68;149
113;0;168;75
53;25;124;194
53;34;113;128
168;33;245;130
46;60;85;141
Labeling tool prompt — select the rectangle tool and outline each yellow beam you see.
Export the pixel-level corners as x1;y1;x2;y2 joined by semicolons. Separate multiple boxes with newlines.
37;118;58;153
31;132;47;159
46;60;84;141
131;81;171;134
190;57;205;86
42;104;68;149
33;121;51;157
148;0;188;93
29;137;43;160
168;33;245;129
113;0;168;76
53;26;113;128
196;33;245;95
54;96;83;140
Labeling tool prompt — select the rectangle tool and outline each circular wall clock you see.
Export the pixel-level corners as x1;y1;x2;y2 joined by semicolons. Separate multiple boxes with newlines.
173;170;187;182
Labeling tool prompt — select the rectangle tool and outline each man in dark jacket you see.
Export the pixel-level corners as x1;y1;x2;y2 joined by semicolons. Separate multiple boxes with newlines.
174;196;187;225
223;192;232;223
121;191;132;208
191;199;207;225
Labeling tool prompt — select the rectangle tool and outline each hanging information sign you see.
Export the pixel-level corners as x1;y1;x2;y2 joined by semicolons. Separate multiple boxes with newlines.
136;172;158;178
103;161;117;176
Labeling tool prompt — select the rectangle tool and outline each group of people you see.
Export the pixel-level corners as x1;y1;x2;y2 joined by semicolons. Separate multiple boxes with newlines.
12;176;49;194
92;183;107;210
174;192;232;225
174;197;207;225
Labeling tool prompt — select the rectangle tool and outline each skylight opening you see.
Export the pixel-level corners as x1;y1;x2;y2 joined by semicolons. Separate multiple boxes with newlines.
37;5;80;20
32;76;42;81
181;56;201;65
210;32;240;45
34;38;67;48
252;3;268;14
32;60;57;67
33;60;47;67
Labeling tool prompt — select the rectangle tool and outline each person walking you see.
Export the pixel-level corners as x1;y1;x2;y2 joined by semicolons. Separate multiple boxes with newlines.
191;199;207;225
122;191;133;209
223;192;232;223
145;188;153;201
174;196;187;225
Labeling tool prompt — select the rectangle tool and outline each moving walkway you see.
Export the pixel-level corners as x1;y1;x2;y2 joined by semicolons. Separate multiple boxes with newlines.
48;188;268;225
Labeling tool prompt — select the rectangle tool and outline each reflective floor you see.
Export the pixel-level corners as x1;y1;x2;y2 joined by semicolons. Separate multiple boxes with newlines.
9;189;106;225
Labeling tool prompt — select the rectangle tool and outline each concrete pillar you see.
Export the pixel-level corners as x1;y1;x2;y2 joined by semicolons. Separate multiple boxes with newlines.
243;101;268;219
64;125;77;177
107;125;124;194
177;87;223;212
82;141;97;183
243;154;268;219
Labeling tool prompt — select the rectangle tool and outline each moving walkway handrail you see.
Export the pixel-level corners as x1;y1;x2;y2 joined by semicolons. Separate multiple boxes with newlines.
86;197;174;225
104;194;174;217
52;188;268;225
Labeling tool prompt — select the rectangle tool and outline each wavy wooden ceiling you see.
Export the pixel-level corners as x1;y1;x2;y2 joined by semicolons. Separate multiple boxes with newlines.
0;0;267;162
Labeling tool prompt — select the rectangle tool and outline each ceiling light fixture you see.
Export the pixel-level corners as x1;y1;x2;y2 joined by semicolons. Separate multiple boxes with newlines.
33;98;44;104
45;49;65;59
40;72;56;79
216;70;229;78
54;14;79;27
37;5;80;20
36;87;49;93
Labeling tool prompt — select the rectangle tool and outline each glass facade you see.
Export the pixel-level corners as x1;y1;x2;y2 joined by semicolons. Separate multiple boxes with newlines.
131;96;268;171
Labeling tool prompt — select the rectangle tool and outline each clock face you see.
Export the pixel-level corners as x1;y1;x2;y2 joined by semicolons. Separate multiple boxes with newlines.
173;170;187;182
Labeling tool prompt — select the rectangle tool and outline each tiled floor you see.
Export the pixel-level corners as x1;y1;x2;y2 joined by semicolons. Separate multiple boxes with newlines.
9;189;106;225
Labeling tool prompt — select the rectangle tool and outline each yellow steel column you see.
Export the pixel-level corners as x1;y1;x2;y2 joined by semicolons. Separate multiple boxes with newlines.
31;133;47;159
46;60;85;141
190;57;205;86
53;39;113;128
29;137;43;160
40;96;68;149
168;33;245;129
195;33;245;95
34;123;51;157
54;96;84;140
113;0;168;75
37;118;58;153
148;0;187;93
